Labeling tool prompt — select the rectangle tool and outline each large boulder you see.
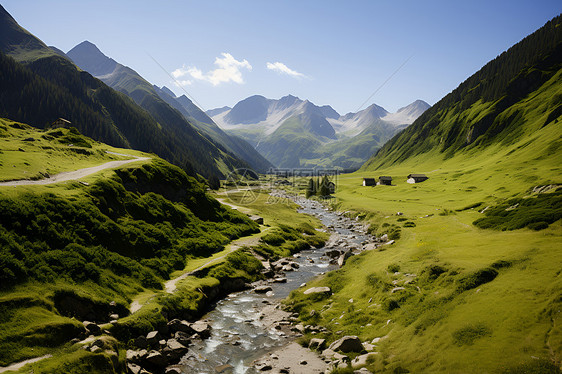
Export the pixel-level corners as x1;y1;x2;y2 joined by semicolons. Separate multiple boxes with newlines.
329;336;364;353
163;339;188;362
337;251;352;267
304;287;331;295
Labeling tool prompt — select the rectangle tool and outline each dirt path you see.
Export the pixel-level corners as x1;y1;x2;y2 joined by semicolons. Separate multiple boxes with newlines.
164;234;262;294
0;354;52;373
129;197;265;313
0;152;150;187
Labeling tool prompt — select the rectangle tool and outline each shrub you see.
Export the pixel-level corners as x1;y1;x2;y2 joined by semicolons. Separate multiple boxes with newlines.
457;268;498;291
387;263;401;273
452;324;491;345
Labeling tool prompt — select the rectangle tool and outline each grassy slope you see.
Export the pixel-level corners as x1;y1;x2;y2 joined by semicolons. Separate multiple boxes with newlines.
284;56;562;372
0;118;145;182
0;122;265;372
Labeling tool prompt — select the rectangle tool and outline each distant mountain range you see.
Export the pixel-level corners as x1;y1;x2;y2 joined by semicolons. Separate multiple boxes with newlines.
209;95;429;169
0;5;259;178
66;41;272;173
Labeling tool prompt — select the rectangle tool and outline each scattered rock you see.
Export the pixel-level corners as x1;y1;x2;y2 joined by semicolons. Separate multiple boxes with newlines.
146;331;163;346
391;287;406;293
215;364;234;373
165;338;188;359
165;367;182;374
127;362;142;374
299;360;308;365
304;287;331;295
191;320;212;339
145;350;168;367
309;338;326;350
255;285;273;293
351;353;379;368
167;319;194;334
254;362;273;371
329;336;364;353
134;335;148;349
83;321;101;335
174;331;191;346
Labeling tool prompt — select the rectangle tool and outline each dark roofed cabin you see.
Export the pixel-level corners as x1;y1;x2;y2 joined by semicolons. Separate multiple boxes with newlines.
407;174;429;183
378;176;392;186
363;178;376;186
50;118;72;129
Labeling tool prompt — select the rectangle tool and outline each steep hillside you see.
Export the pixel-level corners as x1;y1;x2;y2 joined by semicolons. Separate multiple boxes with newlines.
67;41;272;173
363;15;562;170
0;6;245;178
212;95;428;169
284;15;562;374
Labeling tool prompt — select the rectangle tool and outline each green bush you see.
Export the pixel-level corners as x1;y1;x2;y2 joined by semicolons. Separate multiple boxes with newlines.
452;324;491;345
457;268;498;291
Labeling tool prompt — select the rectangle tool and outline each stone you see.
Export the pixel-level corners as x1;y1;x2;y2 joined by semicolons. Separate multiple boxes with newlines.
351;353;379;368
145;350;168;367
273;277;287;283
303;287;331;295
329;336;364;353
126;363;142;374
83;321;101;335
380;234;389;242
337;251;352;267
166;338;188;359
126;349;148;363
299;360;308;365
282;264;294;272
165;367;182;374
109;313;119;320
90;345;102;353
255;285;273;293
309;338;326;350
167;319;194;334
385;240;395;245
134;335;148;349
255;362;273;371
362;342;375;351
354;368;373;374
326;249;341;258
191;320;212;339
174;331;191;346
146;331;163;346
92;338;105;348
215;364;234;373
391;287;406;293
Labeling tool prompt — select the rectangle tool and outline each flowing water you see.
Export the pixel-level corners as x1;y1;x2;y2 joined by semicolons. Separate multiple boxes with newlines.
176;195;370;373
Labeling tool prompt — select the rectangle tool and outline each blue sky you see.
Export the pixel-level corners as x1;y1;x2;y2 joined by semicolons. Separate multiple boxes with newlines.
3;0;561;114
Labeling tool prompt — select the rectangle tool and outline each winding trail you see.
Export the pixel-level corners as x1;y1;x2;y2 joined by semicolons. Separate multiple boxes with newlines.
0;151;150;187
0;355;52;373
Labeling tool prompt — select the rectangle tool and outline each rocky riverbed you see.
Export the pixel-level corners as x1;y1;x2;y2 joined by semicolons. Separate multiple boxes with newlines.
124;192;388;374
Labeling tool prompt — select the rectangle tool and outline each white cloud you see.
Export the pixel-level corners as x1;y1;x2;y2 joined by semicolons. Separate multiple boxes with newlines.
173;53;252;86
266;61;306;78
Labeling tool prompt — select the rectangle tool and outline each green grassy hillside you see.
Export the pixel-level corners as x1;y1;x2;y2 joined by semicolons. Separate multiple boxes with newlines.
0;121;262;371
284;15;562;374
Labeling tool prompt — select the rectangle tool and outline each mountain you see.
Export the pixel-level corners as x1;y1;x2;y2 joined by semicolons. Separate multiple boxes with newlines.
206;106;231;117
67;41;272;172
211;95;428;169
152;86;273;172
0;5;254;178
362;14;562;171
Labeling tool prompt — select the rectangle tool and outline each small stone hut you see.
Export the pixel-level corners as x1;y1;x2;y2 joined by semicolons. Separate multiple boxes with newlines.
363;178;376;186
378;176;392;186
407;174;429;184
